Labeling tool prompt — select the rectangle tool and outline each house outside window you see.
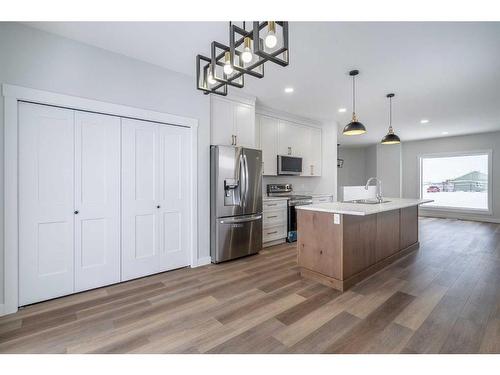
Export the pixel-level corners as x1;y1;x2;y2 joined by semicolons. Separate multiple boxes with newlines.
419;151;492;213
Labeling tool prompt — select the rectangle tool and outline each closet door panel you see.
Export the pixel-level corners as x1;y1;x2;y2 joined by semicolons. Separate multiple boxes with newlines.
18;102;75;305
121;118;161;280
74;111;121;292
158;125;191;271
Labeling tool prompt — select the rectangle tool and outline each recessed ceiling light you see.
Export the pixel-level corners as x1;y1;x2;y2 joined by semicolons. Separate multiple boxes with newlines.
420;119;429;124
284;87;294;93
442;131;449;135
338;108;347;113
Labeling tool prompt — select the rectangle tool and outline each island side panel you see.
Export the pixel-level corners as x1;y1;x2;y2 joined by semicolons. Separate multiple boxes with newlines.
297;210;343;280
400;206;419;249
342;214;377;279
375;209;401;262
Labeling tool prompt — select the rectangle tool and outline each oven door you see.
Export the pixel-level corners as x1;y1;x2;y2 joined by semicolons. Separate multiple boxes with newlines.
278;155;302;175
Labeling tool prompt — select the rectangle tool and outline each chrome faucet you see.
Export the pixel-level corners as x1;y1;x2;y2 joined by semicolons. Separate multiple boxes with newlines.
365;177;383;202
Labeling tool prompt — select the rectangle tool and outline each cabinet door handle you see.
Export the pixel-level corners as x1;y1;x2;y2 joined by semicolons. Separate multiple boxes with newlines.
231;135;235;145
267;215;278;219
287;146;292;155
267;203;277;206
235;135;237;145
267;230;278;235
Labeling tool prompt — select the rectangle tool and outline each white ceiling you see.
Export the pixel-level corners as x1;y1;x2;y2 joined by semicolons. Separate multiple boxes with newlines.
25;21;500;146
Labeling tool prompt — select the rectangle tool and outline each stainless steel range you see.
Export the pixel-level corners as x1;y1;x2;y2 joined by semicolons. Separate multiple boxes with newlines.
267;184;312;242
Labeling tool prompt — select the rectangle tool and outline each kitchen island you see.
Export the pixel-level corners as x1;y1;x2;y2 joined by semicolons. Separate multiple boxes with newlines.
295;198;432;291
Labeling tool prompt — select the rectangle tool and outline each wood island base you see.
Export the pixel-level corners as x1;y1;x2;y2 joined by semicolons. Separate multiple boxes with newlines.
296;206;420;292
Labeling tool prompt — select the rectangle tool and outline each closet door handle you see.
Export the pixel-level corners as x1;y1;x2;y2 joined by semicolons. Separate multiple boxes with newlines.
157;205;161;209
74;210;79;215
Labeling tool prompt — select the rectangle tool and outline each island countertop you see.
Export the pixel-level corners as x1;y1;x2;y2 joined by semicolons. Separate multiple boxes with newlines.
295;197;433;216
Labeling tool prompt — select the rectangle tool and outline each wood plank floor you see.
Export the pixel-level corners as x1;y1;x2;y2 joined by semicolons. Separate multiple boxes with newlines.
1;217;500;354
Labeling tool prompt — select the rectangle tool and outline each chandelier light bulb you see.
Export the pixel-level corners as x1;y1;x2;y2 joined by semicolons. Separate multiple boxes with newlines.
264;21;278;48
241;37;253;63
223;52;234;75
207;65;216;85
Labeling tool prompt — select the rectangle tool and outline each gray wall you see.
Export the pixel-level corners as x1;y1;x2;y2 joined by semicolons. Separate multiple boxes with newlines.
338;144;402;199
376;144;402;198
337;147;367;199
402;130;500;222
0;22;211;304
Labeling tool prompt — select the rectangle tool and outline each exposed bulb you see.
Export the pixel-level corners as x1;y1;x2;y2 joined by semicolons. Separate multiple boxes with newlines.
241;37;253;63
265;21;278;48
223;52;234;75
265;33;277;48
207;65;216;85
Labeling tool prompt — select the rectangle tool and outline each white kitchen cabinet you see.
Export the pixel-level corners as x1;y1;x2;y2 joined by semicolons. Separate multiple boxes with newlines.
263;199;288;247
301;126;322;176
211;96;234;146
211;95;256;147
258;114;279;176
278;120;304;156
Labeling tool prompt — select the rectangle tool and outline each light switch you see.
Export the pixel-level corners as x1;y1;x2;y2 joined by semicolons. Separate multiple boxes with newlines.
333;214;340;225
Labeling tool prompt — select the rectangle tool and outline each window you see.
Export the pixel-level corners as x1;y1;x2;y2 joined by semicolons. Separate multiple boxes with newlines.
419;151;492;213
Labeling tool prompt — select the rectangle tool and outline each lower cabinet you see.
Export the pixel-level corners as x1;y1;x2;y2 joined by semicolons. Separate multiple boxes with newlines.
263;200;288;247
18;102;191;306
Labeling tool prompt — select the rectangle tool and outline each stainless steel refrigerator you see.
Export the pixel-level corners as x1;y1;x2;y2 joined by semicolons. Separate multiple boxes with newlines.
210;145;263;263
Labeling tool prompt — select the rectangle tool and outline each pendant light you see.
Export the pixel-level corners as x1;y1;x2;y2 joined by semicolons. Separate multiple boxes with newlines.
381;93;401;144
343;70;367;136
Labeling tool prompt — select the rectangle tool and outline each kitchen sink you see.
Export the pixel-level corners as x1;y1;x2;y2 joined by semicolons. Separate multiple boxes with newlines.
344;199;391;204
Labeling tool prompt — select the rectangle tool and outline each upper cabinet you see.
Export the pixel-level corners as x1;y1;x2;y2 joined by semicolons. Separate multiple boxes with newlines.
257;113;322;177
211;95;256;148
259;115;279;176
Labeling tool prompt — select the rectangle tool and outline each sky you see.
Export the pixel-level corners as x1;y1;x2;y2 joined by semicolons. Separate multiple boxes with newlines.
422;154;488;183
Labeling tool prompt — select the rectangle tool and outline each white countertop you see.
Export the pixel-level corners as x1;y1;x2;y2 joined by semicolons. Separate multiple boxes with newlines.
295;198;433;216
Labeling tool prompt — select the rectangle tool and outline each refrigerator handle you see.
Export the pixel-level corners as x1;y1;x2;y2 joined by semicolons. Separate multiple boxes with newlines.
239;153;247;207
218;214;262;224
243;153;249;206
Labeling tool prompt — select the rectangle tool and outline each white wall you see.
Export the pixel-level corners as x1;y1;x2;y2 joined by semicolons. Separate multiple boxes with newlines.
0;22;211;304
402;130;500;222
262;121;338;199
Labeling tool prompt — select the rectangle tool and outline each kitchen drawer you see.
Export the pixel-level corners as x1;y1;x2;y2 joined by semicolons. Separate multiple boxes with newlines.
263;200;287;211
263;224;287;243
312;196;333;204
263;209;287;227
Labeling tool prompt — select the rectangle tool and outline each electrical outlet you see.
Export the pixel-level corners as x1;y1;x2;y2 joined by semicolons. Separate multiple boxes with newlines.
333;214;340;225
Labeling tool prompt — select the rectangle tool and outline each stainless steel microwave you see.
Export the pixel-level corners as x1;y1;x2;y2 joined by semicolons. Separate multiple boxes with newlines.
277;155;302;175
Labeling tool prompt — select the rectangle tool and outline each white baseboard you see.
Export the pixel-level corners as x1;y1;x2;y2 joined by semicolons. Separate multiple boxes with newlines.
420;211;500;224
191;256;212;268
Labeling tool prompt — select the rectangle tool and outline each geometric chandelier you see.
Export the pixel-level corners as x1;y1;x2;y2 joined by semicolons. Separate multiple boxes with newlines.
196;21;289;96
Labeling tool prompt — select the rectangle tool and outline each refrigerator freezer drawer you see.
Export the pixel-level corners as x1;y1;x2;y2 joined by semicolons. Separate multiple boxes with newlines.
212;214;262;263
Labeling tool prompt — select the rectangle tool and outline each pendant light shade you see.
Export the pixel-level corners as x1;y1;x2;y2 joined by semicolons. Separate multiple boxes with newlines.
343;70;367;136
381;93;401;145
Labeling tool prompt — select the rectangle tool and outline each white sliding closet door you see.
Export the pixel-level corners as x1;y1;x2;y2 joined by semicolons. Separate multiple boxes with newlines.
19;102;75;305
121;118;161;280
74;111;121;292
121;118;191;281
158;125;191;271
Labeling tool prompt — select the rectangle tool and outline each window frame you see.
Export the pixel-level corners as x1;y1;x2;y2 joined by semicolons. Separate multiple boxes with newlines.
418;149;493;215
